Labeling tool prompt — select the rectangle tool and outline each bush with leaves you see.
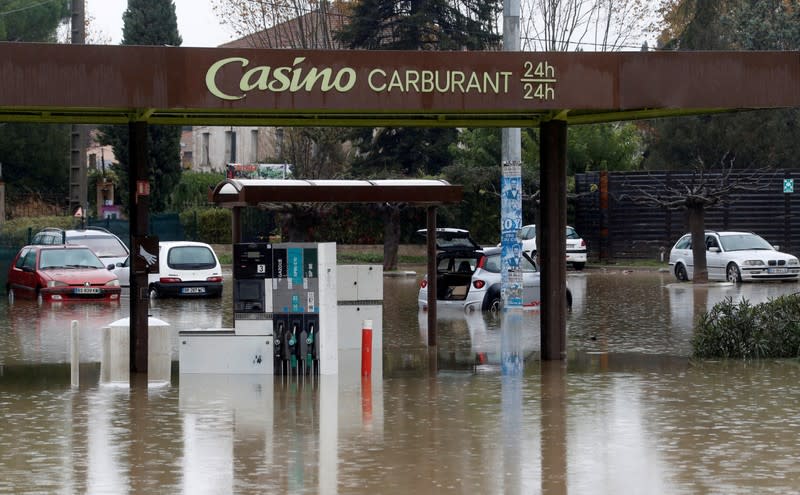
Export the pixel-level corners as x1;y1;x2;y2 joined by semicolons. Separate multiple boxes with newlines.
693;294;800;359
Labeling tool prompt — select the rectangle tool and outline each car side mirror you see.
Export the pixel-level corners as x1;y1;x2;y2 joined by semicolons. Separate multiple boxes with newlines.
107;263;115;270
708;247;721;253
773;245;780;251
22;266;34;273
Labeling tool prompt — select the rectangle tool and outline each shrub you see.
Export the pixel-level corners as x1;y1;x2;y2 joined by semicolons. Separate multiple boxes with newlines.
0;216;75;248
179;207;231;244
693;294;800;359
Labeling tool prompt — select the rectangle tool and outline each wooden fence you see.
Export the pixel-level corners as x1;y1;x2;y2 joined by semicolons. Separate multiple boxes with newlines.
574;170;800;261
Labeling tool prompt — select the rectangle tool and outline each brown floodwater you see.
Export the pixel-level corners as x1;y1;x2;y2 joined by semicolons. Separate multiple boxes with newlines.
1;266;799;494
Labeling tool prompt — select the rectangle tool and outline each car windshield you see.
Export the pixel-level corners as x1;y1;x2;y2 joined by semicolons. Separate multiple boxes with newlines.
66;236;128;257
719;234;774;252
39;248;104;269
167;246;217;269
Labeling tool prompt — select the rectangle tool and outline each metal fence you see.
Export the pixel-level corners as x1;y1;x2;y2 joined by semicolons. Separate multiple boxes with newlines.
574;170;800;261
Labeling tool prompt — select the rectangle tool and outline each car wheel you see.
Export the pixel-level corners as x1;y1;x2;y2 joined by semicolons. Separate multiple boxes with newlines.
572;262;585;271
566;288;573;310
36;289;43;306
483;289;502;314
149;285;160;299
675;263;688;282
7;287;14;304
726;263;742;283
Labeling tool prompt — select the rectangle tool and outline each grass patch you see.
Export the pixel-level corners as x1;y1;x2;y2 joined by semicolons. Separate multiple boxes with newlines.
336;252;427;265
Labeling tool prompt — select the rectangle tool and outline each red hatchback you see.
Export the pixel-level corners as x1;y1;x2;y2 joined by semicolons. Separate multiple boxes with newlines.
7;245;122;304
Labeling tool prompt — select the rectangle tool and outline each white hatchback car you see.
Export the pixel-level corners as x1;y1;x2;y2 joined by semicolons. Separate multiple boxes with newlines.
148;241;224;298
669;231;800;283
516;224;587;270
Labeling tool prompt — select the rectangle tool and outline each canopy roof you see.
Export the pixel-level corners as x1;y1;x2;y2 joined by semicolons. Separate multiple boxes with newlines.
209;179;463;207
2;43;800;127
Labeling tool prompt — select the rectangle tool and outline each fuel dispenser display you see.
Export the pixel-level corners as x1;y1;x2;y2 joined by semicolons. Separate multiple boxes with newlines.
233;242;335;376
179;242;338;375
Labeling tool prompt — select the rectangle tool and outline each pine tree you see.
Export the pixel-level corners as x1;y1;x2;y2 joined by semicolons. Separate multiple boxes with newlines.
335;0;501;270
100;0;183;213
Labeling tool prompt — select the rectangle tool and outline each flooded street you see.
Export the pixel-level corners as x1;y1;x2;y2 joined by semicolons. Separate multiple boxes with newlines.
2;267;800;494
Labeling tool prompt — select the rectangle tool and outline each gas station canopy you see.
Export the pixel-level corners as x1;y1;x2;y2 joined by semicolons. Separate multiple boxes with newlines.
209;178;463;207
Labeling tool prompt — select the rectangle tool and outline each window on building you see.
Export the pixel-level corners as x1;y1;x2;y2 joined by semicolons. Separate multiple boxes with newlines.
201;132;210;166
226;130;237;163
250;130;259;163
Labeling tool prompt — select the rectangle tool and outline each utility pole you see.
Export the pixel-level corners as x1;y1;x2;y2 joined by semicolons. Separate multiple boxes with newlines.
500;0;523;375
69;0;88;226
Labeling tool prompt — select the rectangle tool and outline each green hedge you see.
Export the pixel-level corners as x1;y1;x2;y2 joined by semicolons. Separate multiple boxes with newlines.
179;207;231;244
0;216;76;248
693;294;800;359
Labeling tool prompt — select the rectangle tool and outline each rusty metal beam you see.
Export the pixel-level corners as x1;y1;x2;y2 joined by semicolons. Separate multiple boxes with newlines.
2;44;800;127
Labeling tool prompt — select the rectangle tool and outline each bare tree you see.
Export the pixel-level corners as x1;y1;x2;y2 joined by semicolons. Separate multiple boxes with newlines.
624;154;771;283
211;0;345;49
520;0;655;51
211;0;351;242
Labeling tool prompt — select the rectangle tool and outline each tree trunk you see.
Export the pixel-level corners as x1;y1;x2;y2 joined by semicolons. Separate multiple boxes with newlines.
688;204;708;283
382;205;401;272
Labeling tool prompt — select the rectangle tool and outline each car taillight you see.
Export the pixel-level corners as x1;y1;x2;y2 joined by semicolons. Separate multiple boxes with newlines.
206;276;223;283
159;277;181;283
477;256;486;268
473;279;485;289
580;239;586;247
420;279;428;289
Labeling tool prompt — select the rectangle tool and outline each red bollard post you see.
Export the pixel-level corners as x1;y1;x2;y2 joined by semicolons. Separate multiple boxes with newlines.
361;319;373;377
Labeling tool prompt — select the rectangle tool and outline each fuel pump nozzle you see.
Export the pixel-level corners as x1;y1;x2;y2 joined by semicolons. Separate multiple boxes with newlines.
306;322;316;372
288;322;299;371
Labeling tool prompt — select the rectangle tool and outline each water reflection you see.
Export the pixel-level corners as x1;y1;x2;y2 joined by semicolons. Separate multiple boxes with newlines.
1;270;800;493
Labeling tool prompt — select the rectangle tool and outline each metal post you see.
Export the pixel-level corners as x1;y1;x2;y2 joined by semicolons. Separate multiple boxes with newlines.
129;121;150;374
540;120;568;361
426;206;437;347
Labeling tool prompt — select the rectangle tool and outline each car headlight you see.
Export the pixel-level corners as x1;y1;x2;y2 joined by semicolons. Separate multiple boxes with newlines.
47;280;68;288
105;279;120;287
788;258;799;266
742;260;765;266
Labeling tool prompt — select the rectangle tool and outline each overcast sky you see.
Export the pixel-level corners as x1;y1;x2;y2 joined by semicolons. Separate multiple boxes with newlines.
85;0;237;47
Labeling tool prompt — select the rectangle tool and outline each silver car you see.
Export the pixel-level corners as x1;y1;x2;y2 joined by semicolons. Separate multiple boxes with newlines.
669;231;800;282
417;228;571;313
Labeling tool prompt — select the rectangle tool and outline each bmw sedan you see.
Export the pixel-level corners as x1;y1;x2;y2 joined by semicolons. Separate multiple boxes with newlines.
669;231;800;283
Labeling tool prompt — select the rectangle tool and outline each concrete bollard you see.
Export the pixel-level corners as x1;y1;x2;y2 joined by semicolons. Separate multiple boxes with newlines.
101;323;130;386
70;320;79;388
148;322;171;386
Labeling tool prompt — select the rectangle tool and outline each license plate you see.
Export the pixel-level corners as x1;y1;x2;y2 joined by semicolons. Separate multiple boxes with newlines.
181;287;206;294
74;287;101;294
769;268;787;274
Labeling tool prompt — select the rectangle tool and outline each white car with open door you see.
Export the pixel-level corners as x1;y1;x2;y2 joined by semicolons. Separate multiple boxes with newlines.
417;228;571;313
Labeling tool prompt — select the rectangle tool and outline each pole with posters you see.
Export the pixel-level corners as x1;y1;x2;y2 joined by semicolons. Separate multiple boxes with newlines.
500;0;523;377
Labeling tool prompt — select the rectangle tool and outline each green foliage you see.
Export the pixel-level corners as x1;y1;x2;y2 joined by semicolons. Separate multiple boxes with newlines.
99;0;183;214
0;0;69;42
567;123;644;174
179;207;231;244
336;0;501;50
168;171;225;210
0;1;71;197
0;123;70;196
693;294;800;359
647;1;800;171
0;215;74;247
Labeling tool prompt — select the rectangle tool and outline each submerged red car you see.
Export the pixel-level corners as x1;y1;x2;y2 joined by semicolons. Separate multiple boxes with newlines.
7;245;121;304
